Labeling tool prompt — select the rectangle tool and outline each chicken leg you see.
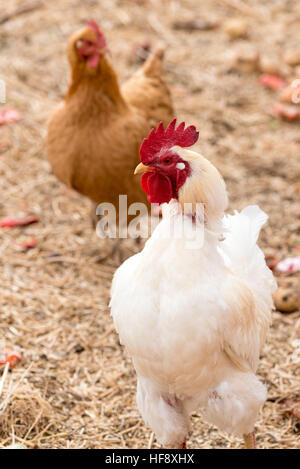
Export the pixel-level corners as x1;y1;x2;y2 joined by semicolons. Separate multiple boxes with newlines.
243;432;256;449
178;439;187;449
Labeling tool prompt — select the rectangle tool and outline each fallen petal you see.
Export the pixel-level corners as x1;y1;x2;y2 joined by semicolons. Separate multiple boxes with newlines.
259;74;286;90
15;236;37;249
0;108;21;125
0;347;22;368
276;256;300;273
1;216;39;228
268;102;300;121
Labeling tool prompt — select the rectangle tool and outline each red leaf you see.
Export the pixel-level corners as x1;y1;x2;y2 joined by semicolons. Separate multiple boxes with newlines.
268;102;300;121
0;347;22;368
1;216;39;228
0;108;21;125
259;74;286;91
15;236;37;249
275;256;300;273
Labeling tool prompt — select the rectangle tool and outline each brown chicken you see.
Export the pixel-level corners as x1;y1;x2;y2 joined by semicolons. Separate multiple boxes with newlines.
46;21;174;225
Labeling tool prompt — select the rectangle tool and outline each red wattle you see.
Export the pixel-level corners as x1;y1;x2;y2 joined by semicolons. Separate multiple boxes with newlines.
88;53;100;67
141;172;174;204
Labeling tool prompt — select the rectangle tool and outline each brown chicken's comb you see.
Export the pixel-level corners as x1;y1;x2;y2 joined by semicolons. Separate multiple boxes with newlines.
140;119;199;163
86;20;107;46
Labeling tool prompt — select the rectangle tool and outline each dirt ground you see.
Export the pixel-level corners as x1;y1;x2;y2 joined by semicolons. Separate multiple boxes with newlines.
0;0;299;449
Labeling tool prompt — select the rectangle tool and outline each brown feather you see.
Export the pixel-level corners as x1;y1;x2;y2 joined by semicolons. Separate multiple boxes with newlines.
46;27;174;224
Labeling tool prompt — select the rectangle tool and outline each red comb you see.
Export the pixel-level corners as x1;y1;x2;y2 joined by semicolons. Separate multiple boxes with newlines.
87;20;101;35
86;20;106;45
140;119;199;164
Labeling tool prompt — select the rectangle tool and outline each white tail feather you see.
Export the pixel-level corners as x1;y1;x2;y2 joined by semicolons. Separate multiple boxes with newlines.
220;205;277;316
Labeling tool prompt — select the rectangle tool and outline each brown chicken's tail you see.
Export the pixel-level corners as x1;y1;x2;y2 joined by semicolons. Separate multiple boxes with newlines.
141;48;165;78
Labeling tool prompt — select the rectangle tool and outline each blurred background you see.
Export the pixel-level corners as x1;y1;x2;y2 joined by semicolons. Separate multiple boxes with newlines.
0;0;299;449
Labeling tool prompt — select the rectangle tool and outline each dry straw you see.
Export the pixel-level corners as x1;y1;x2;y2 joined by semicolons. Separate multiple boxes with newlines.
0;0;299;449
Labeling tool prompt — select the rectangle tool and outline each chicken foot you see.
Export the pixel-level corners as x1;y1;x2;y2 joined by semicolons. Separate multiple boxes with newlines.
178;438;187;449
243;432;256;449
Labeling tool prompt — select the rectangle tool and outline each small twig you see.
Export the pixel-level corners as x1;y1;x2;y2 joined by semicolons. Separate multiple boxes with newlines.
148;432;154;449
38;431;69;442
0;363;34;415
0;362;10;398
23;422;53;445
0;1;43;26
23;410;43;440
119;422;140;435
11;425;15;445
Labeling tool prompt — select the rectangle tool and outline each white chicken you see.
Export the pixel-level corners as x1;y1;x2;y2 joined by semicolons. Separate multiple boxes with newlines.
110;119;276;449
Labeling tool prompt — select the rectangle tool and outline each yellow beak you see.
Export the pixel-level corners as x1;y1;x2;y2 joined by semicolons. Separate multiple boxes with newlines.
134;163;153;175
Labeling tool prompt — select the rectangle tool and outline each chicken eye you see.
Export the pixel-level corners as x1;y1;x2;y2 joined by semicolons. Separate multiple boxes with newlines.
163;158;171;164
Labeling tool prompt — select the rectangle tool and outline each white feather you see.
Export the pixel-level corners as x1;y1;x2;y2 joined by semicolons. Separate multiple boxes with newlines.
110;198;276;446
220;205;277;329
